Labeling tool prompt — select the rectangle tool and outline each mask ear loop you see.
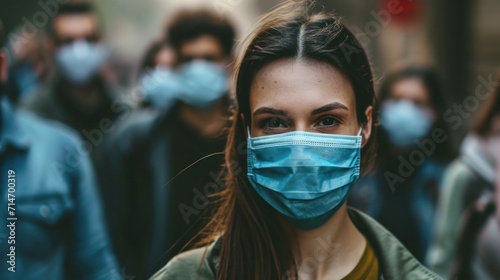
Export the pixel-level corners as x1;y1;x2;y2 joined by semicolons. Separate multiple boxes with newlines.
357;126;363;137
247;127;251;139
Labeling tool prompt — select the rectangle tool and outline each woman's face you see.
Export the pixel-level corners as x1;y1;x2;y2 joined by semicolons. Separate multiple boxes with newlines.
249;59;371;140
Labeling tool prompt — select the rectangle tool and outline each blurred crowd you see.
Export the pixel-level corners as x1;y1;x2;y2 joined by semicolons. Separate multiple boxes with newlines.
0;1;499;280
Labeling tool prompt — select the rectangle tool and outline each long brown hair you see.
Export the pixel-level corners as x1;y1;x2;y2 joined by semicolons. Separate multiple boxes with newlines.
199;1;378;279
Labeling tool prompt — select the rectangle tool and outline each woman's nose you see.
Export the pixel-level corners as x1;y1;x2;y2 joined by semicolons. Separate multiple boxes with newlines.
294;121;314;133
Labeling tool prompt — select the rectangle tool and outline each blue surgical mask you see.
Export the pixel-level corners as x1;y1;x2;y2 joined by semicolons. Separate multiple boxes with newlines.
381;100;432;148
247;128;362;230
178;60;228;108
139;67;183;110
55;40;109;84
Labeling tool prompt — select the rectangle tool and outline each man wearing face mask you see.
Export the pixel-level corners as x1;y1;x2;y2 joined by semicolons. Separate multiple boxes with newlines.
94;9;235;279
23;2;126;155
0;20;119;280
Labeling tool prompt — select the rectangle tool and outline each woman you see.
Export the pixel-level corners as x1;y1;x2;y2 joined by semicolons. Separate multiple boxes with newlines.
428;75;500;279
349;67;456;263
136;40;179;109
151;2;440;279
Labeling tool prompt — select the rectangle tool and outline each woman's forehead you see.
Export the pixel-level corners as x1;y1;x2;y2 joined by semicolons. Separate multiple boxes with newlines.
249;59;355;112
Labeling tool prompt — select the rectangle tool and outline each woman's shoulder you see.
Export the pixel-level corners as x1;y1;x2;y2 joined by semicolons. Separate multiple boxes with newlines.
149;243;218;280
348;208;443;279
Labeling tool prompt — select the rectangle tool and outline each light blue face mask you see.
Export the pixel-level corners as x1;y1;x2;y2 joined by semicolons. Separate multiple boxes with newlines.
139;67;183;110
381;100;432;148
55;40;109;84
247;128;362;230
178;60;228;108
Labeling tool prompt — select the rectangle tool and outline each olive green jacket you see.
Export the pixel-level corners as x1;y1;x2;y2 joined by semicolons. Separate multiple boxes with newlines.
150;208;442;280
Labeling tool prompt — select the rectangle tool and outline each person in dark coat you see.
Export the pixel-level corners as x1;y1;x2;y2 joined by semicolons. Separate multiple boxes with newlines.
94;9;236;279
22;2;130;164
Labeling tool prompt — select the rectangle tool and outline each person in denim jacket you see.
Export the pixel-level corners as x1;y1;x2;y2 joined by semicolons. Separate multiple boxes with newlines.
0;21;120;280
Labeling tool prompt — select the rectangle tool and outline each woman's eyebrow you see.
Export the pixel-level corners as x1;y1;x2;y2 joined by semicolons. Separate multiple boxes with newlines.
311;102;349;115
253;107;288;116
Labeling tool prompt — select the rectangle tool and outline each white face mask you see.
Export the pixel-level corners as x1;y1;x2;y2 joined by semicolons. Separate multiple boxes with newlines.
55;40;109;84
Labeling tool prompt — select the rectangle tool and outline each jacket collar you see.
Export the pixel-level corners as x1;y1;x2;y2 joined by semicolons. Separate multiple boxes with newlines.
347;208;442;280
0;97;30;153
202;208;442;279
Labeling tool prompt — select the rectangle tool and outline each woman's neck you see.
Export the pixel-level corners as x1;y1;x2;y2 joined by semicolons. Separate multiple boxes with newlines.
293;204;367;280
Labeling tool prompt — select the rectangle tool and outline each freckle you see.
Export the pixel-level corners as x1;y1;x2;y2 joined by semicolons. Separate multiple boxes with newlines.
274;80;277;83
261;86;264;89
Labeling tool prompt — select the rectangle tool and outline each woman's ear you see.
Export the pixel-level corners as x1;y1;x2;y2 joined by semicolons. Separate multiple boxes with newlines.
361;106;373;148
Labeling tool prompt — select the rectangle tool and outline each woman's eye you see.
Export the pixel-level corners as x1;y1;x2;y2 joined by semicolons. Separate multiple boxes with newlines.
317;116;338;127
264;117;287;128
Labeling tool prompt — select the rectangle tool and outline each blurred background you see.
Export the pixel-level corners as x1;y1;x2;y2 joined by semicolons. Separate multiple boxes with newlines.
1;0;500;279
2;0;499;138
